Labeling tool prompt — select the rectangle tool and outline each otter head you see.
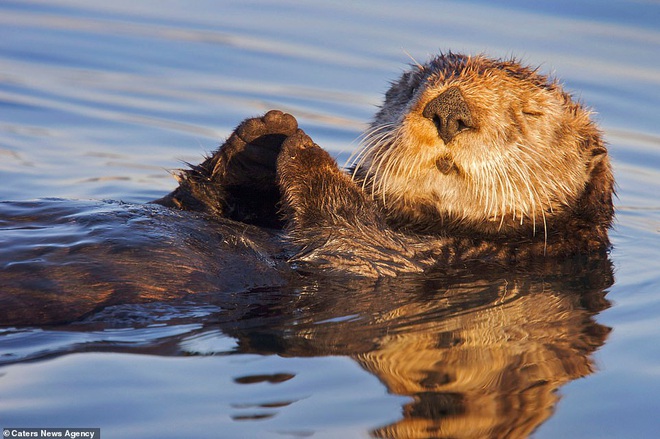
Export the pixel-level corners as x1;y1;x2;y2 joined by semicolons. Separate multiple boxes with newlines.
351;53;613;246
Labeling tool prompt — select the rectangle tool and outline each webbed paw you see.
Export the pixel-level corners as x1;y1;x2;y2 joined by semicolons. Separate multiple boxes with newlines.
155;110;298;227
218;110;299;187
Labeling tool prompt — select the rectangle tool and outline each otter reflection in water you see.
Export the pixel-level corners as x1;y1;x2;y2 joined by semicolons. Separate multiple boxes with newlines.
228;262;612;438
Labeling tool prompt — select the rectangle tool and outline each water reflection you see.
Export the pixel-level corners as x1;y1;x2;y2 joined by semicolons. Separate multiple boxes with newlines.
365;278;610;438
220;260;612;438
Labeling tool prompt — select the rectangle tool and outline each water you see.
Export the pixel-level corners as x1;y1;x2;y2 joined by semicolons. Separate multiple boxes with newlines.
1;0;659;437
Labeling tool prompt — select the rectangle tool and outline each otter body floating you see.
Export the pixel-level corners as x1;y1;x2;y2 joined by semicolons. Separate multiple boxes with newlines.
157;53;614;277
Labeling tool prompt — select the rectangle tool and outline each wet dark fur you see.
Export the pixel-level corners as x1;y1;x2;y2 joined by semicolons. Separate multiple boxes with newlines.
156;53;614;277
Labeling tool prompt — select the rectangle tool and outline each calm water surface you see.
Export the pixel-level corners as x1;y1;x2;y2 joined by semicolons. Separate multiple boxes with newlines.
1;1;659;438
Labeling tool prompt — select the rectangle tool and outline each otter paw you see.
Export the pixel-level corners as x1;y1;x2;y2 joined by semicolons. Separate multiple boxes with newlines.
214;110;299;186
278;129;336;175
276;129;381;235
233;110;298;147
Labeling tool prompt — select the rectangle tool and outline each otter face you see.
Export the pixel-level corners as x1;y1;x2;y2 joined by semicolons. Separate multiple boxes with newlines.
351;53;609;238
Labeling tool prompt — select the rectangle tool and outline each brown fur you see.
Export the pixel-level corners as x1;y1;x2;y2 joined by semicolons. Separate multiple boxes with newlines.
156;53;614;277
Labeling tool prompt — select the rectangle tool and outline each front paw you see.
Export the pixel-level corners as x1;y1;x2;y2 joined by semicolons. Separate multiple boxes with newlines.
232;110;298;150
216;110;299;185
277;129;374;230
155;110;299;225
275;130;419;277
277;129;337;184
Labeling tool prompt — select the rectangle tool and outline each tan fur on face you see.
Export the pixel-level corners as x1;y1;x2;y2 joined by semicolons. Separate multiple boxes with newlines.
350;54;606;239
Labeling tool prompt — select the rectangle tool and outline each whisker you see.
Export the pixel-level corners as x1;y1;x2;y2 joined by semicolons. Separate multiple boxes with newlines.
348;124;394;170
351;124;397;189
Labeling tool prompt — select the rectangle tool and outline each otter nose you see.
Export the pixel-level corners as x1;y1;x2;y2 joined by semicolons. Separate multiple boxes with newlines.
422;86;474;144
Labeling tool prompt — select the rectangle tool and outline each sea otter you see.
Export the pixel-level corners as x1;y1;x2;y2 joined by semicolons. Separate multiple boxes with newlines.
155;53;614;277
0;52;615;326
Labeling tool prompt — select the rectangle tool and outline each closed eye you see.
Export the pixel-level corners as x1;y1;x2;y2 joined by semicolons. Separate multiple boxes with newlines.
522;109;544;117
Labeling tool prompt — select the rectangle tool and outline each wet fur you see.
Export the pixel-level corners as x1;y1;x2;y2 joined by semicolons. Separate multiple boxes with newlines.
157;53;614;277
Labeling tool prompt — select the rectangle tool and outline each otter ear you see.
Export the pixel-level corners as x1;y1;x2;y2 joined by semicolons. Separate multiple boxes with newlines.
579;134;614;231
580;127;608;177
586;145;608;176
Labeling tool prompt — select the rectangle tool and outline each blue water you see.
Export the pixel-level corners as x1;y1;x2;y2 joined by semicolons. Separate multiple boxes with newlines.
1;1;660;438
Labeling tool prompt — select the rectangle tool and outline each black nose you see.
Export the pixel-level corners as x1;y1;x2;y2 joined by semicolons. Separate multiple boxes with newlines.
422;86;474;144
